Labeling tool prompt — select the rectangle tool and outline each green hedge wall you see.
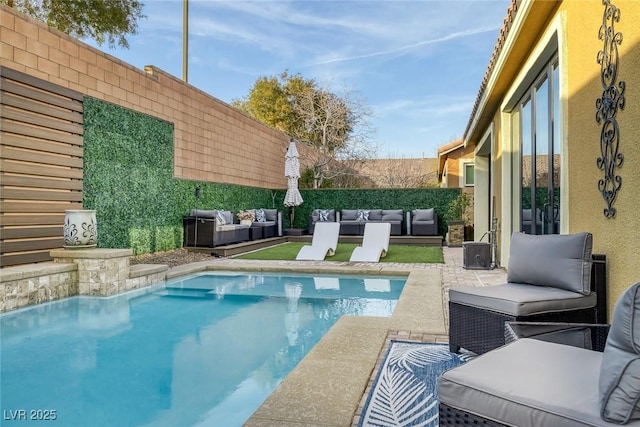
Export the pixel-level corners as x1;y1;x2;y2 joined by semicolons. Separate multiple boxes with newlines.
83;98;276;254
83;98;460;253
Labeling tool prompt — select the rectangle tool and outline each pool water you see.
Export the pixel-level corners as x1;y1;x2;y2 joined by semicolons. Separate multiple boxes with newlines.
1;272;406;426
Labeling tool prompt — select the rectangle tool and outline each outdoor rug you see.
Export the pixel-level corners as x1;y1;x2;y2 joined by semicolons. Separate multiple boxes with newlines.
358;341;473;427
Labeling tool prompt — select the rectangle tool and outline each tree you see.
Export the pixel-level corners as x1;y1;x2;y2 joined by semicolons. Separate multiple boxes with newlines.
3;0;145;48
234;73;377;189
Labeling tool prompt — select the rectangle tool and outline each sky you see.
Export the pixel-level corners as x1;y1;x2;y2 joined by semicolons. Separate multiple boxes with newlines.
89;0;511;159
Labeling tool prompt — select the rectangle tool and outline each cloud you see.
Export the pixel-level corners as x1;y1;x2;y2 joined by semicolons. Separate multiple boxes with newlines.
310;25;500;65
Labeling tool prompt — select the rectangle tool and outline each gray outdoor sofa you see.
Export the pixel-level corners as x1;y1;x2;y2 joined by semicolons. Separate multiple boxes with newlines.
438;281;640;427
337;209;404;236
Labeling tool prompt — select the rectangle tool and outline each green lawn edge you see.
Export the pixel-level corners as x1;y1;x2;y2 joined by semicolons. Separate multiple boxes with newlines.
235;242;444;263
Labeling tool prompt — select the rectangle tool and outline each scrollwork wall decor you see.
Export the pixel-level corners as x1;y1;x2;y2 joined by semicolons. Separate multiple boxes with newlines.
595;0;625;218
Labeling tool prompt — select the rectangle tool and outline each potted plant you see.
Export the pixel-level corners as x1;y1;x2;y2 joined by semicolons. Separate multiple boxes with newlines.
445;192;470;247
237;210;255;226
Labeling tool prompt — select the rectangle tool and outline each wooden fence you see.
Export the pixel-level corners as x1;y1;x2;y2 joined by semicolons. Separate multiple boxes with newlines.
0;66;84;267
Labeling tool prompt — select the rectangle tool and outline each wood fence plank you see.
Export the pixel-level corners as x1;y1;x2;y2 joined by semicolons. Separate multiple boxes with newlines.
1;226;63;239
1;134;83;157
1;106;84;134
1;66;83;101
0;160;83;179
0;238;64;253
0;251;55;267
1;92;83;123
0;78;83;113
1;188;82;202
0;214;66;226
0;175;83;191
0;201;82;213
2;146;83;168
1;120;83;146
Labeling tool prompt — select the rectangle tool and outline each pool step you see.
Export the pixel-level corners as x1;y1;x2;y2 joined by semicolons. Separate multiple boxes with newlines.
160;288;211;298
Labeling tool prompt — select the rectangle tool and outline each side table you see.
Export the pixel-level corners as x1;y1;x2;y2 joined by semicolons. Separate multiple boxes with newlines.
505;321;610;352
249;225;263;241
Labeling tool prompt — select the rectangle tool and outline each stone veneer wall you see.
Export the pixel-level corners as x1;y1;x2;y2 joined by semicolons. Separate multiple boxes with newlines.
0;5;289;189
0;249;169;313
0;263;78;312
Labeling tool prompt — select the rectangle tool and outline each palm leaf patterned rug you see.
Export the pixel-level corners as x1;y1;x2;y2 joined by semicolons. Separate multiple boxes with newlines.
359;341;473;427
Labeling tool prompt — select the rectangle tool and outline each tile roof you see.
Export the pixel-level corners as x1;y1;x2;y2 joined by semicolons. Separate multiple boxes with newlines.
463;0;519;140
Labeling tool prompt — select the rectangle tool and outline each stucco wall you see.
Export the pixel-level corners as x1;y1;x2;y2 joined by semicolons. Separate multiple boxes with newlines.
0;5;288;189
445;144;475;188
564;0;640;311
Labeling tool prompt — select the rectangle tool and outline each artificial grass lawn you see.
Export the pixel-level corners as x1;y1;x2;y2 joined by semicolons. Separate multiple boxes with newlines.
235;242;444;263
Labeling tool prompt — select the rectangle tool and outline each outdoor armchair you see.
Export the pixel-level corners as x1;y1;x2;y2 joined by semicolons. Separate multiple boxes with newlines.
296;222;340;261
410;208;439;236
349;222;391;262
448;232;606;355
438;281;640;427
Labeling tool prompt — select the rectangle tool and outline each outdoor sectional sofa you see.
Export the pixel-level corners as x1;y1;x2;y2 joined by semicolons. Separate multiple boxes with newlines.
183;209;250;247
337;209;404;236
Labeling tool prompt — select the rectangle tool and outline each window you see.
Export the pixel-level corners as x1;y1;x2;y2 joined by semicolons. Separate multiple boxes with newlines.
463;163;475;186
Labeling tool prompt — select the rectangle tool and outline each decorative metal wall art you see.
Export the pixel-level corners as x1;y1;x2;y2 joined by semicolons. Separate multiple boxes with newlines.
595;0;625;218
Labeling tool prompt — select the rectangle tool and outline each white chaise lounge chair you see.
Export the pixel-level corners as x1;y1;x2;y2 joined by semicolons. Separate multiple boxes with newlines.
295;222;340;261
349;222;391;262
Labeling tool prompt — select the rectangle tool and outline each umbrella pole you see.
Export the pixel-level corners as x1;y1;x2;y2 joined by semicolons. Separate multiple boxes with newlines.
289;206;295;228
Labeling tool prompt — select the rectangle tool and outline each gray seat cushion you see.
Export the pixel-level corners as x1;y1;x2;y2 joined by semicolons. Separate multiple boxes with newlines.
341;210;359;221
449;283;596;316
600;282;640;424
412;208;435;221
368;209;383;220
438;338;629;427
382;210;403;221
508;232;593;295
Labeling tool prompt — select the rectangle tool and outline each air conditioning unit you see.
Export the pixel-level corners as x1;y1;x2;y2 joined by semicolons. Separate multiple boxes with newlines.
463;242;491;270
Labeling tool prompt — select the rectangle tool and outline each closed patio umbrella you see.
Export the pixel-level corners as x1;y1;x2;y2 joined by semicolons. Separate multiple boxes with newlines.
284;139;303;227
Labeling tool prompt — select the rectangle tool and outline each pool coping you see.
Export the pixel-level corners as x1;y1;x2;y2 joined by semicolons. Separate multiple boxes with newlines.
179;261;447;427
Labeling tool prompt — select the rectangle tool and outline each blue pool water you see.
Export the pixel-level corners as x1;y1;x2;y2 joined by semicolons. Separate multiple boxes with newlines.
1;271;406;426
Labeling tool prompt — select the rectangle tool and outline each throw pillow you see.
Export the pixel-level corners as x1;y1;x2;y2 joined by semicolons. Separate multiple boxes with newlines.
319;209;330;222
256;208;267;223
599;281;640;424
356;209;370;222
215;210;226;225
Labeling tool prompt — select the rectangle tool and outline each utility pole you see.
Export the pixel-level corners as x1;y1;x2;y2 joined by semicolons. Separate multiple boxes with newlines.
183;0;188;82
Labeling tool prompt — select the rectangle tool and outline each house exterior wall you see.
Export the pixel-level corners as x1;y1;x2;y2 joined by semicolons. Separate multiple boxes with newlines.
563;0;640;313
441;144;475;188
466;0;640;315
0;5;288;189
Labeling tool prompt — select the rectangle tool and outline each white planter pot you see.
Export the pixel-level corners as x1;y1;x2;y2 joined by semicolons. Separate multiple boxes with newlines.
64;210;97;248
240;220;253;226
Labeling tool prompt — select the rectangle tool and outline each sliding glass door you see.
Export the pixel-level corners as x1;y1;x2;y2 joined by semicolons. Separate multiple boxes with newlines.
520;59;560;235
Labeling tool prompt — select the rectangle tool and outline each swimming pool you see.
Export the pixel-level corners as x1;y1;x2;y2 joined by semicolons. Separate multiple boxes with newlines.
1;271;406;426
